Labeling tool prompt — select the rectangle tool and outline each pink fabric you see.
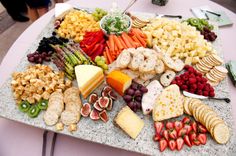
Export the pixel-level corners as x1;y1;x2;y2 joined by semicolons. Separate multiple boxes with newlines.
0;0;236;155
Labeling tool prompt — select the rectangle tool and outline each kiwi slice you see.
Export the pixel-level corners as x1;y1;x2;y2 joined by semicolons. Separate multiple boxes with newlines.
189;18;200;27
200;19;209;26
18;101;31;113
38;99;48;110
27;105;41;118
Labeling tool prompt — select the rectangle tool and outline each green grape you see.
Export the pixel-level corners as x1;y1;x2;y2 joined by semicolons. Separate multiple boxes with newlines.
101;64;108;70
97;60;104;66
95;56;101;62
100;56;105;62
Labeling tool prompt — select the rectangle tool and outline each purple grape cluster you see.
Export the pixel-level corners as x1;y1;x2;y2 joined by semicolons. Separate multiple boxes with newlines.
200;27;217;42
123;81;148;112
27;51;52;64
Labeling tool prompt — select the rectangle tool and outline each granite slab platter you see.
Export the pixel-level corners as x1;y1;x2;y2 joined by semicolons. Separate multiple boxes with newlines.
0;11;236;156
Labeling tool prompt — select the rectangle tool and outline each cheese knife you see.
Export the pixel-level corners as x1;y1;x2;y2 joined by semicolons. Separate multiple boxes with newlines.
156;13;182;19
183;91;231;103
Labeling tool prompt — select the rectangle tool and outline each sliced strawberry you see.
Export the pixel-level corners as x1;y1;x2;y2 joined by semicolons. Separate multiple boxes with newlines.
197;133;207;145
182;117;191;125
153;134;161;142
169;129;177;140
163;130;169;141
189;131;197;142
191;121;197;133
184;135;192;147
154;121;164;134
198;124;208;133
174;121;183;132
178;128;187;137
159;139;168;152
166;121;174;130
193;138;201;146
176;137;184;151
183;124;192;134
168;140;176;151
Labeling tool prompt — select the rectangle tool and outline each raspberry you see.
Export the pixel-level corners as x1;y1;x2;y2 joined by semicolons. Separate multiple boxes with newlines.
188;67;195;73
203;91;209;96
171;80;177;84
177;80;183;86
209;86;214;92
184;65;191;70
191;84;197;90
189;74;195;78
197;90;203;95
201;78;208;83
175;76;181;81
189;78;197;84
189;89;195;93
209;91;215;97
181;85;188;90
197;72;202;77
197;84;204;90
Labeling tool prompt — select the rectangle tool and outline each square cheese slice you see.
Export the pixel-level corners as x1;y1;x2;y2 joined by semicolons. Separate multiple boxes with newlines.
152;84;183;121
114;106;144;139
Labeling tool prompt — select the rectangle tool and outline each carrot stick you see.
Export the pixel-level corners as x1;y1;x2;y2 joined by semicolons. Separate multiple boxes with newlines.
132;28;147;39
131;36;142;47
133;31;147;47
103;51;109;64
109;35;115;52
106;41;111;50
114;41;118;51
121;32;133;48
118;36;127;49
113;35;123;50
105;47;113;63
125;33;137;48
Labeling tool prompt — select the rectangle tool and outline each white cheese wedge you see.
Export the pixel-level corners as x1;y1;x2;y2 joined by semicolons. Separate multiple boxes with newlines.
75;65;104;98
152;84;184;121
55;3;73;19
141;80;163;115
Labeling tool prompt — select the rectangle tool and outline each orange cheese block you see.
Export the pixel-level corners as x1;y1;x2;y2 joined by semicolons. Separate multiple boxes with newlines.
106;70;132;95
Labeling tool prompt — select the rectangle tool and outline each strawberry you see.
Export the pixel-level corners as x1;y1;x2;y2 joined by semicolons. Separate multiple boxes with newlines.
197;133;207;145
183;124;192;134
198;124;208;133
174;121;183;131
154;121;164;134
182;117;191;125
189;131;197;142
169;129;177;140
168;140;176;151
178;128;187;137
191;121;197;133
153;134;161;142
176;137;184;151
166;121;174;130
193;138;201;146
184;135;192;147
163;130;169;141
159;139;168;152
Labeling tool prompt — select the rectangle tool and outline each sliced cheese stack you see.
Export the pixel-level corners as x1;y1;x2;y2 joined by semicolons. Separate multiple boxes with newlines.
153;84;183;121
106;70;132;95
114;106;144;139
75;65;104;98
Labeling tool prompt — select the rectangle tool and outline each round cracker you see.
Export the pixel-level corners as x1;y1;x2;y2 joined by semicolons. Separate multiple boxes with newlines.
196;64;209;73
190;99;203;114
211;54;223;65
210;118;224;133
205;114;219;130
203;111;217;127
209;70;225;81
183;97;192;115
208;80;219;87
194;104;207;122
199;106;212;124
199;59;213;69
213;123;230;144
214;66;228;74
206;73;219;83
208;55;221;66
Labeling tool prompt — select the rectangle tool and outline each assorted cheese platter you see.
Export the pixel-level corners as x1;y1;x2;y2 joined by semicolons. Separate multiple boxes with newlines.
0;4;236;155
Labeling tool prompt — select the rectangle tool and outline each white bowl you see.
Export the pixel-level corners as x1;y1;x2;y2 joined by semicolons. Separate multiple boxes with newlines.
99;14;132;36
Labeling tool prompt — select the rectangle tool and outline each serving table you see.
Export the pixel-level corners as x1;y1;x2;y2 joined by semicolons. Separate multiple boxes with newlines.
0;0;236;155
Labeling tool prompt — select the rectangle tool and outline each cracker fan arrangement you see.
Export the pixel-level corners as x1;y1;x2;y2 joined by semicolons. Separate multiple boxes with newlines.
0;4;235;155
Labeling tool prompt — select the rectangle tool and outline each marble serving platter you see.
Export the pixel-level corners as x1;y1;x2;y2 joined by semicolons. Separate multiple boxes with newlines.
0;11;236;156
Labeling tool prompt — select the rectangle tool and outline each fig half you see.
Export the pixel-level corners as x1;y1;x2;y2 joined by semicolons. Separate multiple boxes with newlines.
98;96;109;109
106;98;113;111
81;103;91;117
89;109;100;121
99;110;108;123
93;101;103;111
88;93;98;104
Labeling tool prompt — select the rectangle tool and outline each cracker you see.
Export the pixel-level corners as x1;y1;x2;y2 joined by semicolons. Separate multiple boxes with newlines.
213;123;230;144
214;66;228;74
211;54;223;65
183;97;192;115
